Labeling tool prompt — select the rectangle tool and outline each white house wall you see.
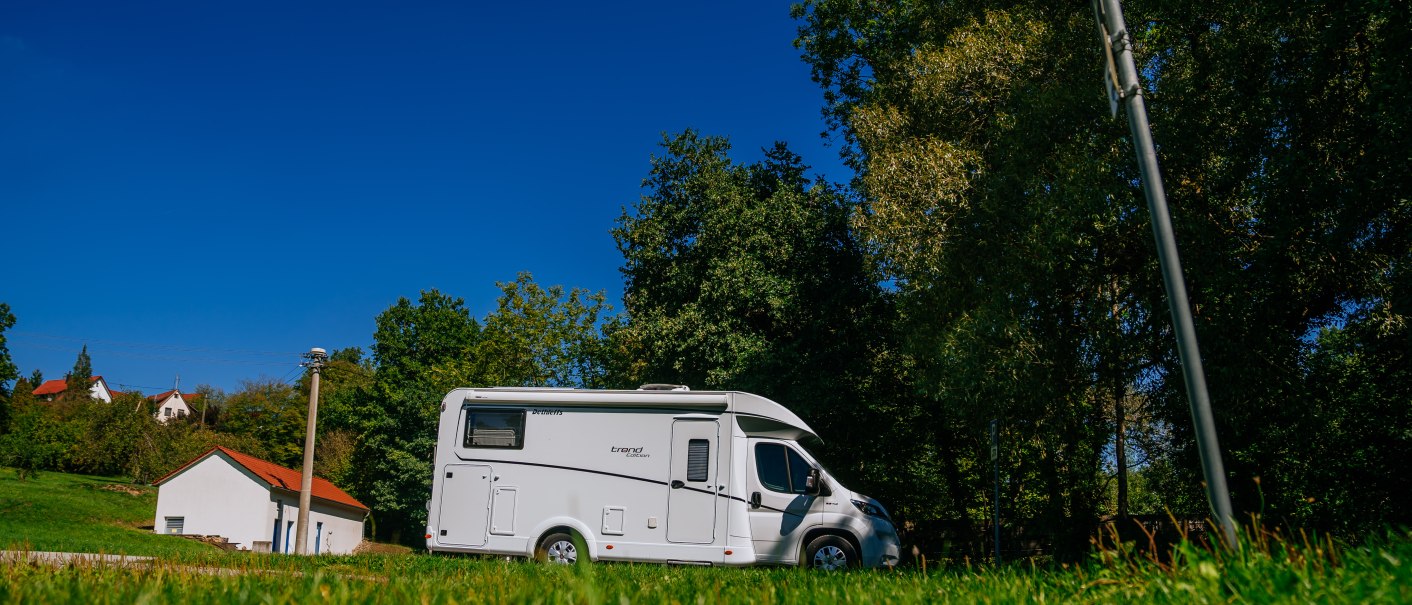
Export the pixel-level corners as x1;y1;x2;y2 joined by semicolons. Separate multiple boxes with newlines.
155;395;193;423
153;454;273;550
269;496;366;555
89;380;112;403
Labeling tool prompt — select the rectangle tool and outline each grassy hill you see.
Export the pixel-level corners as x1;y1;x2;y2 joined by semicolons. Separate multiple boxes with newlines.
0;467;215;556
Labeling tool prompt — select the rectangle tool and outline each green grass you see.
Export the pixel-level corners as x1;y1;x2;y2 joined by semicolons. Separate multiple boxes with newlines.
0;467;215;557
2;467;1409;603
3;538;1409;604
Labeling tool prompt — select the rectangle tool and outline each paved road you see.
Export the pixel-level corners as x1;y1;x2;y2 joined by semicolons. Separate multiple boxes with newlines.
2;550;156;567
1;550;383;582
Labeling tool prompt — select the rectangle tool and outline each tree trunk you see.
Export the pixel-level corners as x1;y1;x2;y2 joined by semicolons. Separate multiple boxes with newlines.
1115;384;1128;519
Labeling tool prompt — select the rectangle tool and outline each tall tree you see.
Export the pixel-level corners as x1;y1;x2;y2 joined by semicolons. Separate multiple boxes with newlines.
192;384;227;428
354;290;481;542
795;2;1140;555
613;131;910;511
0;303;17;398
219;378;307;467
794;0;1412;543
64;345;94;401
470;272;613;389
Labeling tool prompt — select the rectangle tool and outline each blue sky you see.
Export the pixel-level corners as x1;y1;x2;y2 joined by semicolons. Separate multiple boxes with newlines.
1;0;848;394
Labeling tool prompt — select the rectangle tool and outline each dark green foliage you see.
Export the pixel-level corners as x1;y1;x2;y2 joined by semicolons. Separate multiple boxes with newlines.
0;303;16;398
0;391;266;484
65;345;94;400
370;290;481;389
794;2;1140;556
612;131;907;510
354;290;481;543
0;378;28;437
191;384;225;427
792;0;1412;545
0;399;76;480
1122;0;1412;532
218;379;307;468
67;392;154;477
329;346;367;366
1294;308;1411;536
475;272;613;389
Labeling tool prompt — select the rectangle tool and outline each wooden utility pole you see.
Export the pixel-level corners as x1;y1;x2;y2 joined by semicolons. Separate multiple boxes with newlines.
294;347;327;555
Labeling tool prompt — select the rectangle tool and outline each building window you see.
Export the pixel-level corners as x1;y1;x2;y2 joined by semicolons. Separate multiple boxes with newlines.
164;407;172;417
462;409;526;449
166;516;185;534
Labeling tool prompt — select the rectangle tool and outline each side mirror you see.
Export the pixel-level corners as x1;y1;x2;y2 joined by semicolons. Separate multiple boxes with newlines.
750;491;762;509
805;468;823;496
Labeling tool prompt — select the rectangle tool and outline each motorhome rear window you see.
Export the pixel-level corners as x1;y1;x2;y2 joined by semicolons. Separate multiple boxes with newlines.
463;409;526;449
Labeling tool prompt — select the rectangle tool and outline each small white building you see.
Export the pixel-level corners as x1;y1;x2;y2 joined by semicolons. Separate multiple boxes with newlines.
32;375;116;403
148;390;201;423
153;446;368;555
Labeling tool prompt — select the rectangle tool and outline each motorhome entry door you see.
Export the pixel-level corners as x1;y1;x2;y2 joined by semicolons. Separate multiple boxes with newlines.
666;420;719;544
437;463;492;547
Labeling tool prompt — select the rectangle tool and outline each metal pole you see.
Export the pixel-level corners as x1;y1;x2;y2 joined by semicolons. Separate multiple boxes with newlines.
1094;0;1237;547
294;347;327;555
990;419;1001;565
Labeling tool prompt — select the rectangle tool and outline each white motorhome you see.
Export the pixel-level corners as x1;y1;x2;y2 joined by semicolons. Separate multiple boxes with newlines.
425;387;900;569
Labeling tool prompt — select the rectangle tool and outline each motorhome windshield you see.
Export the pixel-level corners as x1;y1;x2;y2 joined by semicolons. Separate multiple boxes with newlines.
795;440;840;481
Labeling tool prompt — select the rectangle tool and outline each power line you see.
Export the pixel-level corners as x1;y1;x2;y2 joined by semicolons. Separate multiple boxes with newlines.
10;334;307;367
10;331;305;358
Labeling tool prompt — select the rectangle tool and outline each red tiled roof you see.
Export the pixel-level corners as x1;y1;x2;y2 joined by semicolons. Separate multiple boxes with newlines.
32;379;68;396
147;390;201;402
32;375;103;396
153;446;367;512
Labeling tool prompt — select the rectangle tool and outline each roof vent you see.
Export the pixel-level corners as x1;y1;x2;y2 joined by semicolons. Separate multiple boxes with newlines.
639;384;691;391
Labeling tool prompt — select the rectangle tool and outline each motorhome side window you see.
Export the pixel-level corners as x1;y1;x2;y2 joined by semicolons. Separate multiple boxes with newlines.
687;439;710;482
462;409;526;449
754;442;813;494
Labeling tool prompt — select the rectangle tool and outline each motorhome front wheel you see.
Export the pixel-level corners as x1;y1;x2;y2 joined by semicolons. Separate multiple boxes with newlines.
805;535;856;571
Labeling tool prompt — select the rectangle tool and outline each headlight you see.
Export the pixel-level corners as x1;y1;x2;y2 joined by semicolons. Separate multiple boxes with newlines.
851;499;892;523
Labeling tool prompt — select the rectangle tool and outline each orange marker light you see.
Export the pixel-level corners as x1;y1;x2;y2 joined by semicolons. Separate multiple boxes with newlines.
425;534;433;539
724;550;733;555
606;544;614;550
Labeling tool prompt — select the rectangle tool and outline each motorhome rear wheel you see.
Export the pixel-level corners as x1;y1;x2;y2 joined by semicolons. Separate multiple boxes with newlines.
537;532;579;565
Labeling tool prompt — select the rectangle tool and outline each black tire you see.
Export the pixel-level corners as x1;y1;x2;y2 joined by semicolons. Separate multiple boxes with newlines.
536;531;581;565
803;534;857;571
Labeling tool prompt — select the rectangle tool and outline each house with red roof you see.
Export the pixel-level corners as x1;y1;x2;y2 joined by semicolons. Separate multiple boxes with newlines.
152;446;368;555
31;376;116;403
148;390;202;422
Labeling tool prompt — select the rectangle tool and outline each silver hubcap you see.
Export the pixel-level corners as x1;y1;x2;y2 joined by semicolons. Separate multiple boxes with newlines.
546;540;577;564
812;545;848;570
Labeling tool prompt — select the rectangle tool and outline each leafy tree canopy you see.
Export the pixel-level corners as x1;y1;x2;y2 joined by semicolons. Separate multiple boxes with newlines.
0;303;16;398
793;0;1412;542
